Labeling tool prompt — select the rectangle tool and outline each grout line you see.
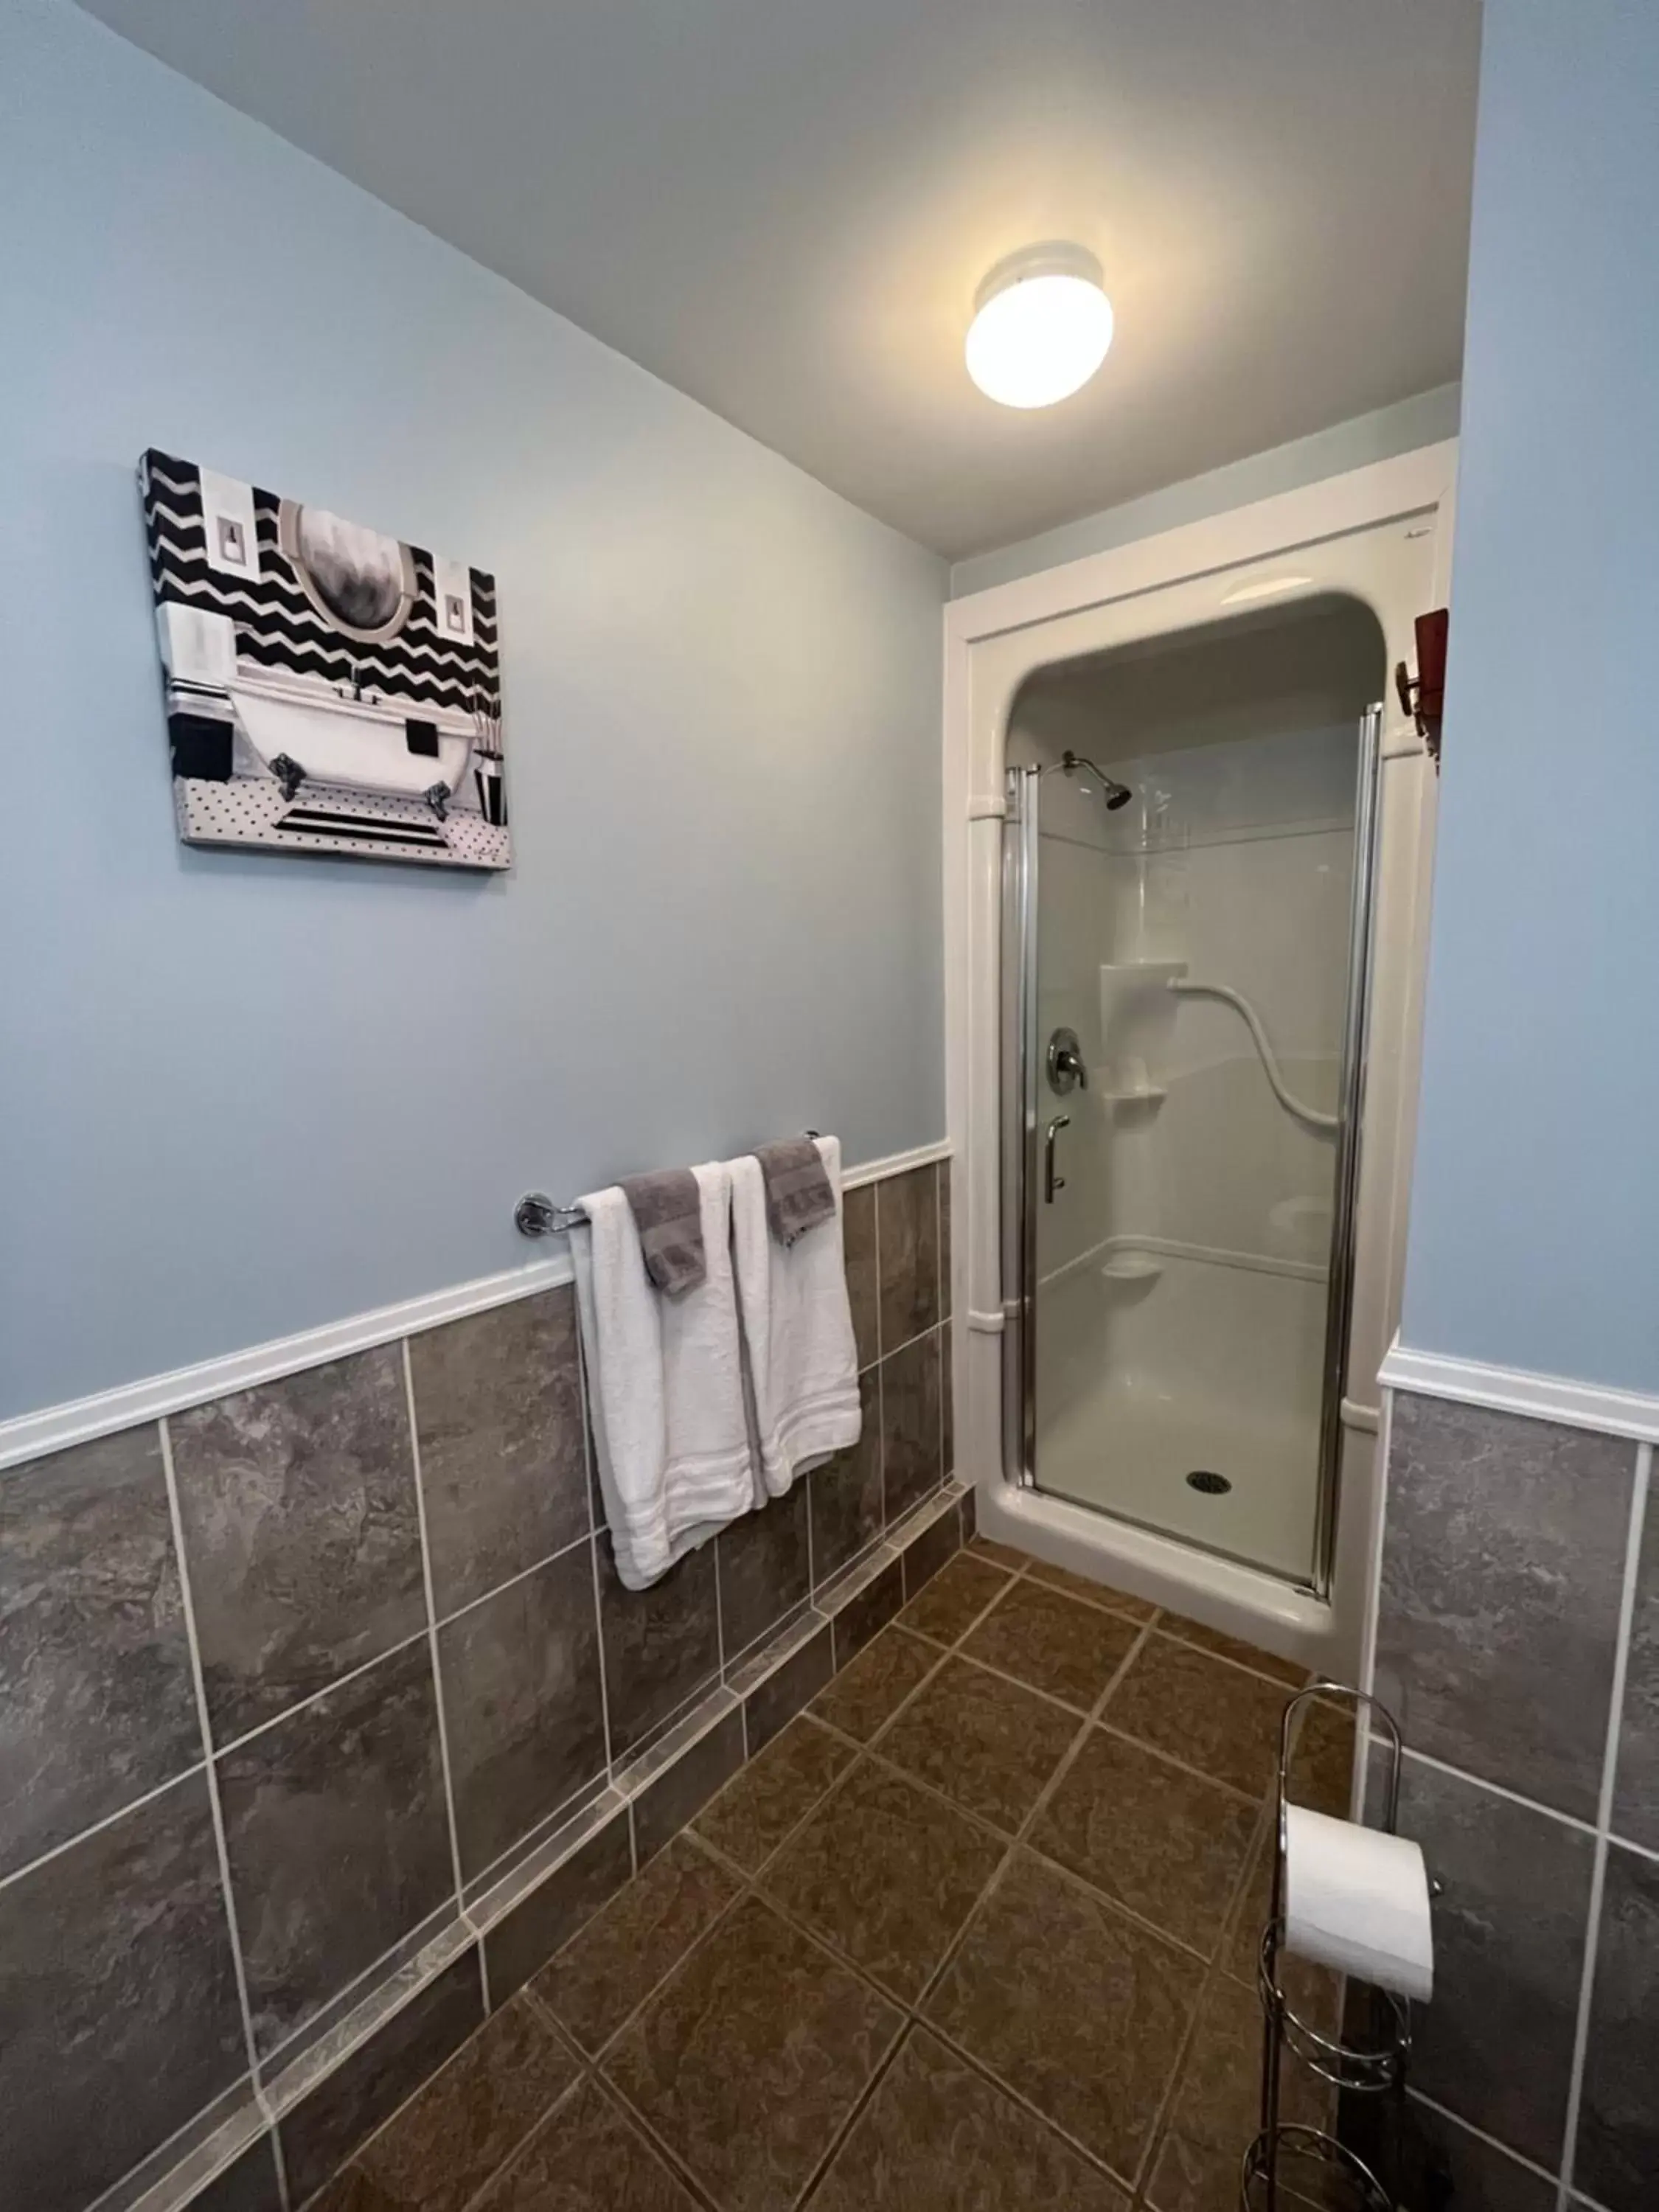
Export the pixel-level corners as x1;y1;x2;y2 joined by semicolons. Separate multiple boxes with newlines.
873;1357;888;1540
273;1950;495;2205
445;2067;577;2212
403;1340;467;1915
967;1536;1032;1579
1137;1754;1298;2194
838;1734;1028;1862
1138;1952;1224;2197
893;1552;1017;1647
0;1750;212;1896
787;2020;911;2207
921;2009;1139;2191
156;1415;265;2089
1396;1742;1602;1839
568;1851;756;2070
877;1315;948;1368
813;1520;892;1611
88;2084;269;2212
933;1162;946;1483
1019;1834;1217;1972
1405;2088;1564;2190
576;1322;619;1790
904;1619;1153;2018
914;1634;1109;1727
449;2064;591;2212
461;1774;622;1916
613;1667;732;1780
1212;1796;1275;1991
431;1526;597;1632
872;1173;883;1367
259;1906;468;2092
267;2124;293;2212
712;1528;728;1675
887;1624;1169;2192
1555;1437;1651;2210
1090;1717;1267;1806
587;2070;724;2212
615;1687;743;1798
1033;1616;1252;2197
723;1601;827;1689
514;1979;565;2039
209;1622;434;1763
804;1461;815;1602
1144;1620;1313;1696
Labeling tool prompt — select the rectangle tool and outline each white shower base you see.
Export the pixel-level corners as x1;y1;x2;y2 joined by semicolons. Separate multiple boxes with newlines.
1032;1243;1327;1585
1037;1370;1319;1583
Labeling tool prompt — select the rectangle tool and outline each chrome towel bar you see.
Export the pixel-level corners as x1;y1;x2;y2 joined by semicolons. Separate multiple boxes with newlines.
515;1133;822;1239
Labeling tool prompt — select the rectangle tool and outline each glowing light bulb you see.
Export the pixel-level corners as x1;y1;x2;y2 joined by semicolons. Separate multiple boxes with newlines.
966;243;1113;410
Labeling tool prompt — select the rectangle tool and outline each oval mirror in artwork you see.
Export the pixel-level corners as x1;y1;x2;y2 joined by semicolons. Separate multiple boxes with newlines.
280;501;417;643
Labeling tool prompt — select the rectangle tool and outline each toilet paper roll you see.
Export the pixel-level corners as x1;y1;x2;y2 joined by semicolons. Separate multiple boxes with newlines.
1282;1804;1433;2003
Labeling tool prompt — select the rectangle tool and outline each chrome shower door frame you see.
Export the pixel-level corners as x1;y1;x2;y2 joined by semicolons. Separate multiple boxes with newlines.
1001;762;1041;1492
1307;700;1385;1596
999;706;1385;1601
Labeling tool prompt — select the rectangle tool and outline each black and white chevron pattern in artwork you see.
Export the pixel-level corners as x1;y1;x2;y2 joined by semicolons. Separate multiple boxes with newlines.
140;450;501;717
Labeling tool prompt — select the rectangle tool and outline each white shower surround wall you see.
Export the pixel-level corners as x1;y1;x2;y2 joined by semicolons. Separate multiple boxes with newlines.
942;441;1459;1679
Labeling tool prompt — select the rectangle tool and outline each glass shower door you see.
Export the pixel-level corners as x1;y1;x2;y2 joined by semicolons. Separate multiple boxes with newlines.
1004;706;1381;1594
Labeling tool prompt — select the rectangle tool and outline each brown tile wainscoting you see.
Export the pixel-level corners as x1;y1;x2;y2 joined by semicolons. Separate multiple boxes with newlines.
1368;1385;1659;2212
0;1155;957;2212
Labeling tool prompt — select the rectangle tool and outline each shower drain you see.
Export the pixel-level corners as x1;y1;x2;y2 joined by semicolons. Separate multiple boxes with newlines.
1185;1470;1232;1496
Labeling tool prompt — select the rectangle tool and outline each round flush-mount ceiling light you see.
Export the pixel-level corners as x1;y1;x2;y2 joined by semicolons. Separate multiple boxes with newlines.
966;242;1114;409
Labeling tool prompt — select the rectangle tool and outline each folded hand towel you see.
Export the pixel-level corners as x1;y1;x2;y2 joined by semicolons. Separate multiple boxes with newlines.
621;1166;706;1295
731;1136;861;1500
754;1135;836;1247
571;1164;757;1589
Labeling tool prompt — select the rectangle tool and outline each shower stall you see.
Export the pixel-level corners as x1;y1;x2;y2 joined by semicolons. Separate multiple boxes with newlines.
946;448;1453;1673
1004;599;1382;1594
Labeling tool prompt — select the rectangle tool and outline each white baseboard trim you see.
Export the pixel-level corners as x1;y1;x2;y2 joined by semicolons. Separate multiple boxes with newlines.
1;1139;950;1474
1380;1338;1659;1445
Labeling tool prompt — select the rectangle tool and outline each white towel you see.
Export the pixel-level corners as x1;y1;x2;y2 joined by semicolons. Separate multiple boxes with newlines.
571;1163;757;1590
730;1136;862;1500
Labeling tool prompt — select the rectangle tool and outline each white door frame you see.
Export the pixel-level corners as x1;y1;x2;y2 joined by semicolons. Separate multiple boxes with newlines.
942;440;1458;1672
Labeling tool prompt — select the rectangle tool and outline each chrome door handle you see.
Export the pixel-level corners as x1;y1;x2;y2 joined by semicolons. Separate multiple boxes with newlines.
1044;1113;1071;1203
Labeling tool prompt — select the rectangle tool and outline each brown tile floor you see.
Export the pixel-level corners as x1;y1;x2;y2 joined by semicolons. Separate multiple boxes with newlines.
310;1538;1353;2212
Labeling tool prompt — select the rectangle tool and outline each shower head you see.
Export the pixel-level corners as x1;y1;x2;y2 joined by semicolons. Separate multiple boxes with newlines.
1057;748;1133;811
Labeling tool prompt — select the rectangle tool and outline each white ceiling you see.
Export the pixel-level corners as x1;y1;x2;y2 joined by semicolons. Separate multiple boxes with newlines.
77;0;1481;559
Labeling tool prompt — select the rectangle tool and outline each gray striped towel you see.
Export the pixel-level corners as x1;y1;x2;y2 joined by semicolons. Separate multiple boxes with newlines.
621;1168;706;1295
754;1137;836;1247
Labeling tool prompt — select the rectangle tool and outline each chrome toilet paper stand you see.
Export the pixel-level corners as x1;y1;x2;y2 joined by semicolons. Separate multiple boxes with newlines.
1239;1683;1413;2212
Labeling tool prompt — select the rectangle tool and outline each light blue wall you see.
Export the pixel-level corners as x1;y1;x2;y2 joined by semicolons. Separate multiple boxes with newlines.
0;0;946;1419
1401;0;1659;1389
949;385;1462;598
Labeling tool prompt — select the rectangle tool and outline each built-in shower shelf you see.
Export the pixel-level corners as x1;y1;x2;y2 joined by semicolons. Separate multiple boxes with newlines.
1100;1252;1164;1282
1098;959;1188;987
1096;1082;1167;1107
